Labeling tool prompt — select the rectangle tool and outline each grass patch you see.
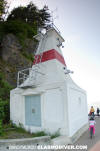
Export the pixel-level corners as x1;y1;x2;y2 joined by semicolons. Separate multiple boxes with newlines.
0;122;60;139
0;122;48;139
32;131;47;137
0;129;33;139
50;131;60;139
0;121;60;139
0;129;48;139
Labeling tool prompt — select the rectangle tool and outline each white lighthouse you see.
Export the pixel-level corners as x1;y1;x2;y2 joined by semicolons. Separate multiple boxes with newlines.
10;25;88;143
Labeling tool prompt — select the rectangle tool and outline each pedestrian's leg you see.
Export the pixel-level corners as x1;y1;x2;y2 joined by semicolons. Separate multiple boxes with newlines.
93;126;95;135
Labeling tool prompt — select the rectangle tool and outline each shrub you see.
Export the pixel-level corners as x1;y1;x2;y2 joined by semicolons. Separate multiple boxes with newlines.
49;129;61;139
0;98;10;124
0;100;5;119
22;51;34;61
0;73;12;100
0;120;3;135
3;20;35;35
0;73;13;124
50;131;60;139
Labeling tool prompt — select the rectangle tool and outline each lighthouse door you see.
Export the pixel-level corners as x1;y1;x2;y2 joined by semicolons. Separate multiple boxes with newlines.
25;95;41;126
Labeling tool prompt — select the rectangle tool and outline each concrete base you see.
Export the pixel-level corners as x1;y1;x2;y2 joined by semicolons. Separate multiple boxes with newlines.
52;123;89;145
0;124;89;151
51;136;70;145
0;136;51;151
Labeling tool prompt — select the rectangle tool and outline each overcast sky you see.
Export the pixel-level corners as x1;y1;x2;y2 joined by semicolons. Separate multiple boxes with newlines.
7;0;100;108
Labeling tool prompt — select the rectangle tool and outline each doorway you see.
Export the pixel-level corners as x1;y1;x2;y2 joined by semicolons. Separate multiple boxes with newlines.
25;95;41;126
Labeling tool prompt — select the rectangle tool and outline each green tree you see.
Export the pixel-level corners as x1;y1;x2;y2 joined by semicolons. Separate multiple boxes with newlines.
0;0;7;21
38;5;51;27
7;2;51;29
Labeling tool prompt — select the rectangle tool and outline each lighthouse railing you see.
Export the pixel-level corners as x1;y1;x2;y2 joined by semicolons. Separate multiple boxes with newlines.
17;64;45;88
17;68;31;87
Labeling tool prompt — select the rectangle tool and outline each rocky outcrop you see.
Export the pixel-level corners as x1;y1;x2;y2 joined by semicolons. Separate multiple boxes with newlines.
0;34;37;87
1;34;22;62
24;38;38;54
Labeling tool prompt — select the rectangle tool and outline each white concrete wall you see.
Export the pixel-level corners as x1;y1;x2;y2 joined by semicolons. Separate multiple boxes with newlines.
37;60;66;85
10;89;25;126
67;77;88;137
10;81;69;135
43;88;66;134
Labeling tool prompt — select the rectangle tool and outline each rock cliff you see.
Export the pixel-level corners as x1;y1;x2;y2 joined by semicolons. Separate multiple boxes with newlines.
0;34;37;87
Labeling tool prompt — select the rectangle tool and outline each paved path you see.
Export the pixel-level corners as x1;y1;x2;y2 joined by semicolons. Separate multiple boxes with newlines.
73;116;100;151
58;116;100;151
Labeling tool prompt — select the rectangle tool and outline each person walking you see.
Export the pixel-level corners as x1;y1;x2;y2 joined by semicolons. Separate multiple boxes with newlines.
89;116;96;137
90;106;95;117
97;108;99;116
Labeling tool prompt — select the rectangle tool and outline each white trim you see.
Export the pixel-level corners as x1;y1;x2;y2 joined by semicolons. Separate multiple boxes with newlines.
22;91;45;96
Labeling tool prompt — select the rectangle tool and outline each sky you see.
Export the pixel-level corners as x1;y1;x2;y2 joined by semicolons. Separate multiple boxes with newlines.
7;0;100;109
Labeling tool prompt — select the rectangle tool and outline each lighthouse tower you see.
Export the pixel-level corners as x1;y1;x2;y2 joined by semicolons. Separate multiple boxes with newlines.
17;26;67;88
10;25;88;143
